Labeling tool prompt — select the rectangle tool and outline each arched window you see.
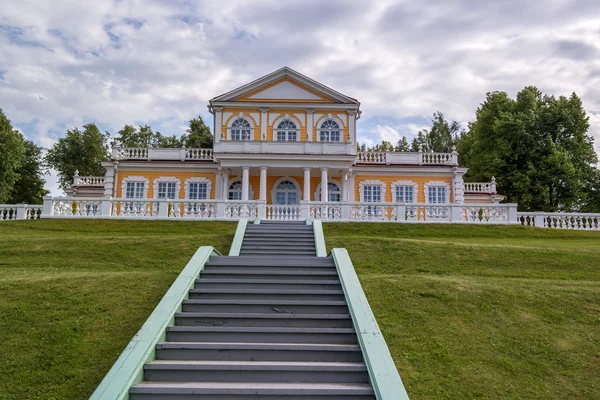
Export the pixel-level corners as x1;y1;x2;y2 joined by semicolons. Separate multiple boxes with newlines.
274;180;299;205
276;119;298;141
228;181;243;200
319;120;341;142
229;118;252;141
315;181;342;202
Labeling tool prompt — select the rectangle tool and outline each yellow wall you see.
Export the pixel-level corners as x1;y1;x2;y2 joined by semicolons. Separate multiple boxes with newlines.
354;176;453;203
117;171;216;199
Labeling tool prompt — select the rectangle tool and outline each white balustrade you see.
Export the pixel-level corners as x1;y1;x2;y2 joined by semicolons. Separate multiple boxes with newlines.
464;181;496;194
113;147;213;161
356;151;387;164
460;205;508;223
185;148;213;161
114;147;149;160
308;203;342;221
75;176;106;186
0;204;43;220
420;152;456;165
0;205;18;220
518;212;600;230
265;205;301;221
225;201;259;219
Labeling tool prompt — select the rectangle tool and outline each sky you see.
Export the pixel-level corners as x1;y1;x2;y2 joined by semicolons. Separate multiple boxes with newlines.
1;0;600;195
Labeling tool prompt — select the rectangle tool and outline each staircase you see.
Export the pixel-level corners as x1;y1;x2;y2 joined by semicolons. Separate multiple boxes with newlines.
128;220;376;399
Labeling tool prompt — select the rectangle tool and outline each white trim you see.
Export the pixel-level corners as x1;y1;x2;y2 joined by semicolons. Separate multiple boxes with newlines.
314;179;342;202
228;177;255;200
121;176;149;199
391;180;418;203
271;176;302;205
359;180;386;202
424;181;451;203
184;177;213;200
227;114;255;141
272;115;301;142
314;114;346;128
152;177;181;199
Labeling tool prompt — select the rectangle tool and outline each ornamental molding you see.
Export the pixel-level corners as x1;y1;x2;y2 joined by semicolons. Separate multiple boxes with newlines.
423;181;450;203
314;178;342;202
358;179;386;202
121;176;149;199
391;180;418;203
184;177;213;200
314;113;346;128
152;177;181;199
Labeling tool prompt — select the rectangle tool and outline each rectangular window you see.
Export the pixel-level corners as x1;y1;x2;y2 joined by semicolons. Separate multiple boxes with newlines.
395;186;414;203
277;131;286;141
188;183;208;200
428;186;447;203
158;182;177;199
363;185;381;202
125;182;145;199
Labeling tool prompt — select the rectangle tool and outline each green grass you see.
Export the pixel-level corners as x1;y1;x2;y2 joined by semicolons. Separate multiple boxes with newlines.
0;221;599;399
324;223;600;399
0;220;235;400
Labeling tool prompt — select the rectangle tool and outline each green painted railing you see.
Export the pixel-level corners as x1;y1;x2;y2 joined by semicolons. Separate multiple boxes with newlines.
89;246;220;400
229;219;248;256
312;219;327;257
331;248;410;400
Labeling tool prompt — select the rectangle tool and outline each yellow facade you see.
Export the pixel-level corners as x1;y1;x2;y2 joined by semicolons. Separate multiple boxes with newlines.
354;176;453;203
117;171;217;199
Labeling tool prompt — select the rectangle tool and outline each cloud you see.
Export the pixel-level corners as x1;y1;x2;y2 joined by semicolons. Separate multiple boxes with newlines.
0;0;599;194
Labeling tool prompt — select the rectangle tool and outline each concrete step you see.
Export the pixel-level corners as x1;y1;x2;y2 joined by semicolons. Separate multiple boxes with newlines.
260;221;308;225
189;288;345;301
203;266;337;274
241;244;316;249
206;256;334;267
155;342;363;362
201;270;338;279
194;279;340;291
130;382;376;400
174;312;352;328
242;239;316;244
165;327;358;344
143;360;369;383
239;250;317;256
182;299;348;314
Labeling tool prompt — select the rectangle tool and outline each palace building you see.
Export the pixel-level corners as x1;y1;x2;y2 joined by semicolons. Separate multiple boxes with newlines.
65;67;504;221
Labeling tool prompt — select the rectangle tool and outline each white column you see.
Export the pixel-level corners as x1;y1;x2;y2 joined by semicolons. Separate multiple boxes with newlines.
303;167;311;201
214;107;223;143
103;164;115;197
341;171;349;201
222;169;230;200
242;167;250;201
260;108;268;141
347;110;356;144
259;167;268;201
348;172;356;202
306;109;314;141
320;168;328;202
215;169;223;200
453;167;465;204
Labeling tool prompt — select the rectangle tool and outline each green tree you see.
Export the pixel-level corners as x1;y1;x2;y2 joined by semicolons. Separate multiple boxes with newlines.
419;112;460;152
458;87;598;212
395;136;410;151
0;109;26;203
9;140;48;204
410;132;427;152
182;116;213;148
45;123;109;189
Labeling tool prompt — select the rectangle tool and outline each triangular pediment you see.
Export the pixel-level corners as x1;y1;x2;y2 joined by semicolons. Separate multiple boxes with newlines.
247;80;326;101
210;67;359;105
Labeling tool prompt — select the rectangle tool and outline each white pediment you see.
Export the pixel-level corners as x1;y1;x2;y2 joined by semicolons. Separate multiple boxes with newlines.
248;81;324;100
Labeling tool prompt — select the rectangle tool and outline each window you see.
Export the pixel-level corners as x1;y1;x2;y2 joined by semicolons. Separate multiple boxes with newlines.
428;186;447;204
363;185;381;203
188;183;208;200
395;186;414;203
157;182;177;199
327;183;341;202
276;119;298;141
274;180;299;205
319;120;341;142
230;118;252;141
229;181;243;200
126;182;145;199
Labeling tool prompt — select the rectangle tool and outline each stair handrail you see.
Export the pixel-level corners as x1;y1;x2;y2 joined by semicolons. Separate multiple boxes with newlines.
312;219;327;257
89;246;221;400
228;219;248;256
331;248;410;400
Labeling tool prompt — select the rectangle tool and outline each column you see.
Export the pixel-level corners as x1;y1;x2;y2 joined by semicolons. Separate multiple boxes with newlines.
242;167;250;201
341;171;349;201
215;169;223;200
453;167;465;204
320;168;328;202
347;110;356;143
303;167;311;201
103;163;115;197
260;108;268;141
348;172;356;202
214;107;223;143
306;109;315;141
259;167;268;201
222;169;230;200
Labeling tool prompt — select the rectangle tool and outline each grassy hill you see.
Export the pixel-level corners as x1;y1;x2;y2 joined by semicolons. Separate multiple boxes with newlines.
1;220;599;399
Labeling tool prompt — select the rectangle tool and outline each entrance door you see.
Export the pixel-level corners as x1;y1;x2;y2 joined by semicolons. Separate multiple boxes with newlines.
274;180;299;205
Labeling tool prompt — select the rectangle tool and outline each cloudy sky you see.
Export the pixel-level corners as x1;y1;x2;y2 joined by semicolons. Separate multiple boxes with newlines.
1;0;600;195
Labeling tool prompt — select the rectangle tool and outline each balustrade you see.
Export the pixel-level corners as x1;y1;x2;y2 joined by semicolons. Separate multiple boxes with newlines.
518;212;600;230
266;205;301;220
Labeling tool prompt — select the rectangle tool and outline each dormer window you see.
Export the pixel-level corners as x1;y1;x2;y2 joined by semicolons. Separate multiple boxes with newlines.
318;120;341;142
229;118;252;141
276;119;298;141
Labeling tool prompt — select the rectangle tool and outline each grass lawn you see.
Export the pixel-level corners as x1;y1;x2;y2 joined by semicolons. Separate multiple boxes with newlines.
0;220;598;399
324;223;600;399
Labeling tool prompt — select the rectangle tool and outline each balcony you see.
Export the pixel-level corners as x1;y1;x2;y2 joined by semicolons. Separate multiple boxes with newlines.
355;150;458;166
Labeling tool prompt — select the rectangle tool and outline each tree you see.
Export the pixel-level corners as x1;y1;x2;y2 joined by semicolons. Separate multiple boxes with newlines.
0;109;26;203
9;140;48;204
45;123;109;189
182;116;213;148
410;132;427;152
395;136;410;152
418;112;460;152
458;87;598;212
